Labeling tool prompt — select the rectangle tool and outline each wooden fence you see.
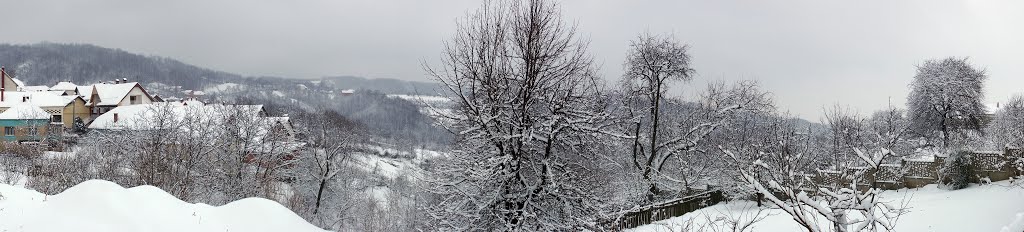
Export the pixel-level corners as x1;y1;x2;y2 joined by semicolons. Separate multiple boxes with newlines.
600;190;725;231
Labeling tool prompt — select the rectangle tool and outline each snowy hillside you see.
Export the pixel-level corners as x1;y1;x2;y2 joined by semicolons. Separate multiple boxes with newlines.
629;182;1024;232
0;180;325;232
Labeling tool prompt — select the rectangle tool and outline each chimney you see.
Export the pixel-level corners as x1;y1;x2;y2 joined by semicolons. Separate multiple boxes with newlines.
113;113;119;123
1;66;5;91
123;78;128;83
1;87;4;102
22;96;27;102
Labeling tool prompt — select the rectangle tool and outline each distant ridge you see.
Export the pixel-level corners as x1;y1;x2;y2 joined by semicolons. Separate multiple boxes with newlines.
0;42;440;94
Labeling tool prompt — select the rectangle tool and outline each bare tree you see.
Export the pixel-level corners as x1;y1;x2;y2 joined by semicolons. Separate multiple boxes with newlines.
724;139;910;232
621;33;695;196
907;57;987;148
304;109;360;215
821;105;869;168
867;104;912;156
627;80;771;200
423;0;621;230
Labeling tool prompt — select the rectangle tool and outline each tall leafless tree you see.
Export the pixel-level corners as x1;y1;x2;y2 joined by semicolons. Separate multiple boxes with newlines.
620;33;697;197
423;0;621;230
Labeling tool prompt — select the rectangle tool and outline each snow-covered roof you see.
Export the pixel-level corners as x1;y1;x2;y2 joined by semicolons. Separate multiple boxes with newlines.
89;103;268;130
92;82;145;106
50;81;78;91
11;78;25;88
340;89;355;94
21;85;49;92
0;104;51;120
0;91;78;108
74;85;92;98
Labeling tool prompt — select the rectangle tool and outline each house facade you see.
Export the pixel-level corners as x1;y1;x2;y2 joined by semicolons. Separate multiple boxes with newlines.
0;105;51;142
81;81;155;117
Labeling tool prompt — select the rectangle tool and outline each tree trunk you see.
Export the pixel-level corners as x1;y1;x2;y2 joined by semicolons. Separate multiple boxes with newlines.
314;177;327;214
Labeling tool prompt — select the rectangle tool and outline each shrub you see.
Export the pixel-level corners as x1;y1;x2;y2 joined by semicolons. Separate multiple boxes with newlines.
939;151;972;190
0;142;41;159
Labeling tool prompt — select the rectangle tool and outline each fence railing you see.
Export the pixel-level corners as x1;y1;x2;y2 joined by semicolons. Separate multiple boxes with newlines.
599;190;725;231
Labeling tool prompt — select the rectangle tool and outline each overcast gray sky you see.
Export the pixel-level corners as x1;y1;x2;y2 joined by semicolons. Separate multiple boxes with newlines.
3;0;1022;120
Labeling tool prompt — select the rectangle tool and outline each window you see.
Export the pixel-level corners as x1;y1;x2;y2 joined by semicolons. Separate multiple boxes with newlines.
25;127;38;137
51;115;63;123
3;127;13;136
130;95;140;104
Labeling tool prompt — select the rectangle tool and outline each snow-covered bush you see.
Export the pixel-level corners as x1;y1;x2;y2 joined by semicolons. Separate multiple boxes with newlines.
725;147;910;232
938;151;972;190
0;142;40;159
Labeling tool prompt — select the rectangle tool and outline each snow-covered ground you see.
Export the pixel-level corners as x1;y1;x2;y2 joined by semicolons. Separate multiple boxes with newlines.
387;94;450;104
351;147;445;180
630;182;1024;232
0;180;325;232
204;83;245;93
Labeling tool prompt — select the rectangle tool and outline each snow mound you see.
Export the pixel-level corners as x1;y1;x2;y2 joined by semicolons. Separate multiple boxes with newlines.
0;180;325;232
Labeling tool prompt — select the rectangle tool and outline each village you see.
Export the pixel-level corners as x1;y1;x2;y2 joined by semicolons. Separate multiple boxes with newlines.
0;67;296;149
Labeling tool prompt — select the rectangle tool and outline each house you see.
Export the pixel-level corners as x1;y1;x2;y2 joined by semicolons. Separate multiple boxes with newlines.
1;67;19;93
265;116;296;142
0;104;52;141
0;91;90;129
78;80;155;116
50;81;79;95
88;101;300;151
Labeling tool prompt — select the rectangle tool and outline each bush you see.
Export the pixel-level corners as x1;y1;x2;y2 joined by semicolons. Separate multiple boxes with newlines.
0;142;41;159
939;151;972;190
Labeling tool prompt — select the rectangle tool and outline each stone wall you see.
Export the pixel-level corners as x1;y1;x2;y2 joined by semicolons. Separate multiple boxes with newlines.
808;148;1020;192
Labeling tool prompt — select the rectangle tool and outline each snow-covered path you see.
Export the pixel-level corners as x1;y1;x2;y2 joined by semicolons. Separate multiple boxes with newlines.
630;181;1024;232
0;180;325;232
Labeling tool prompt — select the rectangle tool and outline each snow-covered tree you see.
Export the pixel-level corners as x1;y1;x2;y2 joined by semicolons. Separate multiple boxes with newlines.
989;95;1024;148
423;0;620;230
866;105;911;156
620;32;696;199
907;57;987;148
822;105;870;167
625;80;772;201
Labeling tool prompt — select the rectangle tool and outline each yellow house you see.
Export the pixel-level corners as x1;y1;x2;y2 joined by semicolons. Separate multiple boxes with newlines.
0;91;90;129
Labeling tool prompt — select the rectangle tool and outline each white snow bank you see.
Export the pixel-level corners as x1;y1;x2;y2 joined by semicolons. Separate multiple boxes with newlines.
630;181;1024;232
0;180;325;232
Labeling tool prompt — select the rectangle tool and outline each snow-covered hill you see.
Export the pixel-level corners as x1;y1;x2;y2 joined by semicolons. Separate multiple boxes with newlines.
629;181;1024;232
0;180;325;232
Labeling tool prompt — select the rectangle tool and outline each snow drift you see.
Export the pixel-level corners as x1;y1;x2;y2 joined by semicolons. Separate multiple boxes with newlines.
0;180;325;232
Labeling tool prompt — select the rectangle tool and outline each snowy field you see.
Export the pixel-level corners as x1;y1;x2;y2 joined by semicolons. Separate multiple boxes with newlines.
0;180;325;232
630;182;1024;232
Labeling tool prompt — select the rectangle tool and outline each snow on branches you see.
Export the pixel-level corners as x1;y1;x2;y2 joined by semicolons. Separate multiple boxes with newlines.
724;147;909;232
422;0;620;230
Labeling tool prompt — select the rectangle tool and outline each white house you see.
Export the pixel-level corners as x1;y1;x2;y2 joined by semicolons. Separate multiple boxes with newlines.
50;81;79;95
78;81;155;116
